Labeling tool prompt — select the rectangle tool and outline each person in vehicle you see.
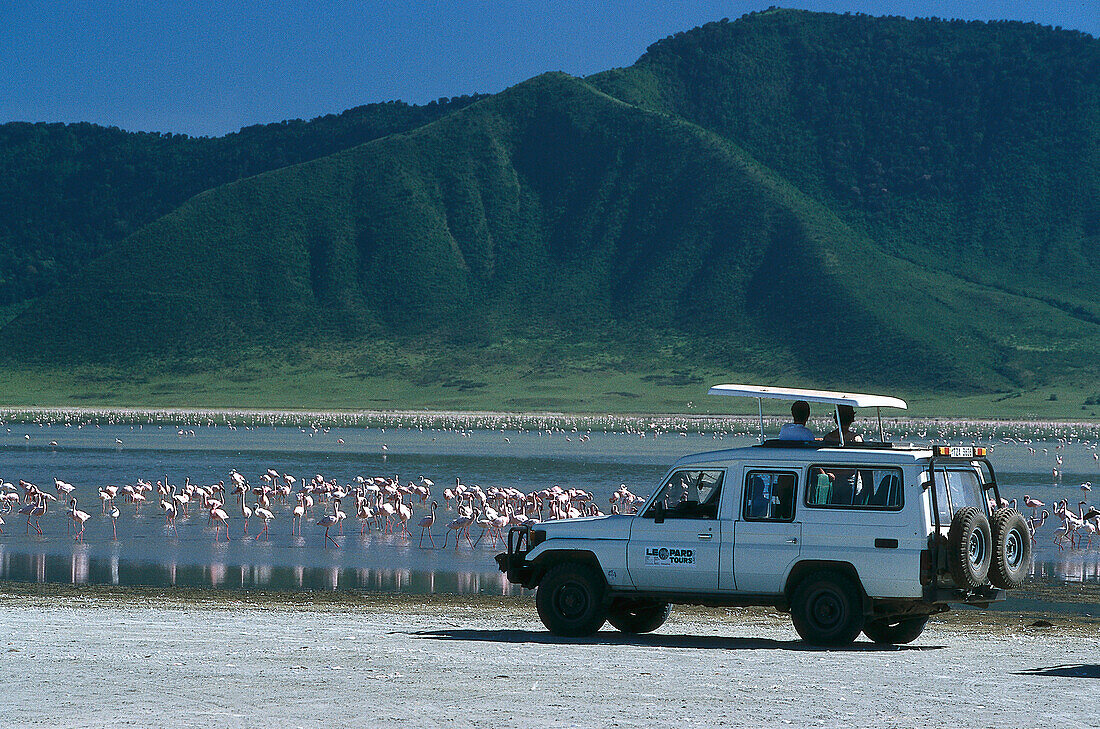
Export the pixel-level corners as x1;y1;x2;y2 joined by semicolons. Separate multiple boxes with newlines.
822;405;862;444
777;400;815;441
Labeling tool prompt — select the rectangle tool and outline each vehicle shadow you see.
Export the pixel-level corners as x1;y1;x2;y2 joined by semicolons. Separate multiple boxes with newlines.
1013;664;1100;679
406;628;944;652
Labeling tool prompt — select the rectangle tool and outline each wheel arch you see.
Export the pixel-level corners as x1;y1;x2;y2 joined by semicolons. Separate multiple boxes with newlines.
530;549;605;588
784;560;869;611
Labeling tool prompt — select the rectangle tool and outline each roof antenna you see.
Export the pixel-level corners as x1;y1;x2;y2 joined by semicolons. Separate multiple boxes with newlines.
757;397;765;445
877;406;884;442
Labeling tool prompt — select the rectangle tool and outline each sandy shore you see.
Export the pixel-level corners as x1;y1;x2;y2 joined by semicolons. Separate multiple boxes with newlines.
4;584;1098;729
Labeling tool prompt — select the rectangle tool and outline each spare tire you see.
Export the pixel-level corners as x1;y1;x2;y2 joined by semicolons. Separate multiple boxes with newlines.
947;506;992;589
989;508;1031;589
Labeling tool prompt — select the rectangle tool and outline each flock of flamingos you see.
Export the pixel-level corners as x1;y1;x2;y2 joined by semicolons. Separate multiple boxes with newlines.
0;469;648;549
1;466;1099;554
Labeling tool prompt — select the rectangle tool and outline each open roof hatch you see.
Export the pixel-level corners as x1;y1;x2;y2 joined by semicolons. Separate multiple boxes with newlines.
707;384;908;445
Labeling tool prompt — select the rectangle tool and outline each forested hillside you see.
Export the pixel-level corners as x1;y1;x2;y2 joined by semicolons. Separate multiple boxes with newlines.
0;94;484;303
1;10;1097;412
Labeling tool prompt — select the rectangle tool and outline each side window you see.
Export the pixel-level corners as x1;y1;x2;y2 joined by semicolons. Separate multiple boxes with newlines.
806;465;903;510
742;471;797;522
644;470;724;520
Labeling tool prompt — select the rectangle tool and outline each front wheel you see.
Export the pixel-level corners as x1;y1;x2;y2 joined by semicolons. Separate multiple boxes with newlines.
607;599;671;634
535;562;607;636
790;571;865;646
862;616;929;644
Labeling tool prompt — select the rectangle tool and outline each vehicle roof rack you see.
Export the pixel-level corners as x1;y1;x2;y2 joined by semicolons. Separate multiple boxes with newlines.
708;383;908;446
758;439;901;449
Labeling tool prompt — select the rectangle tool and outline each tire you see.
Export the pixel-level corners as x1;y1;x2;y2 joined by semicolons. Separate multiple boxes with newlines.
607;599;672;634
790;570;865;646
862;616;929;645
989;508;1031;589
947;506;992;589
535;562;607;636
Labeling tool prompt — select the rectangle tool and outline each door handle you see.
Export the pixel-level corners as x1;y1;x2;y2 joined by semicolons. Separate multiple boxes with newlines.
697;533;713;540
785;538;798;544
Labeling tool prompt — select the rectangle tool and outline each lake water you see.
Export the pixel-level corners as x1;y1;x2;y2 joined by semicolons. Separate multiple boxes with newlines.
1;418;1098;594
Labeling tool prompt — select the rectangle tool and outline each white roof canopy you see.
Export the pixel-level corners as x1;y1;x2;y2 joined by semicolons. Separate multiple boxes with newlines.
707;384;907;410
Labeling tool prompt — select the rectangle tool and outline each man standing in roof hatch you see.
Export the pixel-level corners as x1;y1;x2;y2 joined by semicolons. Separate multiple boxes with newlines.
778;400;815;441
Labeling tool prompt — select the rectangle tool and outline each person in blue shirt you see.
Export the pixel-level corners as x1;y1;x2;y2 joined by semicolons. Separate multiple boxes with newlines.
777;400;815;441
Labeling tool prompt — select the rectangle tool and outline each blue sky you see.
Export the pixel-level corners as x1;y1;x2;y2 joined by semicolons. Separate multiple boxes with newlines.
2;1;1096;137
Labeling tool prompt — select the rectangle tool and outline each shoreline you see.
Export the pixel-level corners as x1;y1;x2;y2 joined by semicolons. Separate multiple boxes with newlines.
2;405;1098;432
3;579;1097;625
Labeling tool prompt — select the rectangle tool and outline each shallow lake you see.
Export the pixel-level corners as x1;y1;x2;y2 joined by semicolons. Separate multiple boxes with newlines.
1;419;1098;596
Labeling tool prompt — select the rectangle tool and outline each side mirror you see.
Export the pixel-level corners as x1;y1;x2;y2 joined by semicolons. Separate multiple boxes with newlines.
654;501;665;524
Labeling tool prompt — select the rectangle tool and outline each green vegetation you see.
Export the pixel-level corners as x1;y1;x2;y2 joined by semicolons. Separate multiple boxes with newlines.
0;11;1097;418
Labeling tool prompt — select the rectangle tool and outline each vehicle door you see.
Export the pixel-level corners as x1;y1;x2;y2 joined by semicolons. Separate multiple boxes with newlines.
732;468;801;593
627;468;724;592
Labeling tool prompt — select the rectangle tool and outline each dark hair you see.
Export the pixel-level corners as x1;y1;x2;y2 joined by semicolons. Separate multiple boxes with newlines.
836;404;856;428
791;400;810;424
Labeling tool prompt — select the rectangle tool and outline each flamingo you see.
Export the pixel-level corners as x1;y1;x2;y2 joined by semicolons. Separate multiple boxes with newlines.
20;495;46;534
356;496;375;536
68;498;90;542
442;508;477;550
1023;495;1044;517
334;499;348;535
418;501;438;547
395;496;412;538
292;495;306;536
109;504;120;540
210;502;230;542
160;499;178;536
240;500;253;535
254;503;274;540
317;499;341;548
1026;510;1048;543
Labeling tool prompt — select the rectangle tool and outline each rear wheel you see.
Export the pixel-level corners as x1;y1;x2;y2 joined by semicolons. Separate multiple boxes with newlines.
947;506;992;589
607;599;671;634
535;562;607;636
790;571;864;646
862;616;929;644
989;508;1031;589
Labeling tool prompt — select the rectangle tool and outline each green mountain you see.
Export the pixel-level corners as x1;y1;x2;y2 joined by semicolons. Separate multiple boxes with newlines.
0;94;485;304
1;10;1097;414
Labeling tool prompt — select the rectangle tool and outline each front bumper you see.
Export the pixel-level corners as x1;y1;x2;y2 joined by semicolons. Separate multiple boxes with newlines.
495;525;542;586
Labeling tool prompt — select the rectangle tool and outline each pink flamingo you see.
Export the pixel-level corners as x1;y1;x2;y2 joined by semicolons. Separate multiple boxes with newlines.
1026;510;1047;543
109;504;120;540
254;504;274;540
292;494;305;536
210;503;230;542
240;500;253;535
20;495;46;534
1023;495;1044;517
317;499;341;548
442;508;477;550
418;502;438;547
68;498;90;542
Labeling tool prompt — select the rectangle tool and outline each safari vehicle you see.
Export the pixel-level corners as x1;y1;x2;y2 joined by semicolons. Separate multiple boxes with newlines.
496;385;1031;646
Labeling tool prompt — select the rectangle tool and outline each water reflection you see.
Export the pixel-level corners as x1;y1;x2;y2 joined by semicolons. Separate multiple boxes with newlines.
0;551;526;594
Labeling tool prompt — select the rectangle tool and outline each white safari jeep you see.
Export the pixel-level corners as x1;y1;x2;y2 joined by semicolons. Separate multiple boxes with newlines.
497;385;1031;645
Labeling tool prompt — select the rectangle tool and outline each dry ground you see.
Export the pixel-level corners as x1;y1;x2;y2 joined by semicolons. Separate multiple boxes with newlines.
3;584;1097;729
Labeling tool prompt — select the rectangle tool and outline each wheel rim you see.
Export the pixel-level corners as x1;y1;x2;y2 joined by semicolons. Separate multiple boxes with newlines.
968;529;986;568
809;587;845;631
555;582;590;620
1004;529;1022;570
